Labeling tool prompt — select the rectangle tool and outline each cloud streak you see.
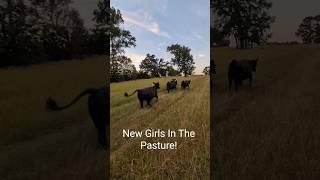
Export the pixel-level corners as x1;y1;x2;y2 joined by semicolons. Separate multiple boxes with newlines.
122;11;170;38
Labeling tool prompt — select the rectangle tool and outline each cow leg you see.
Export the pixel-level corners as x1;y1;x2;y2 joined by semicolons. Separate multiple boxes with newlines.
139;99;144;108
229;79;232;90
88;94;107;149
249;74;253;87
97;127;106;149
235;80;239;91
147;99;151;106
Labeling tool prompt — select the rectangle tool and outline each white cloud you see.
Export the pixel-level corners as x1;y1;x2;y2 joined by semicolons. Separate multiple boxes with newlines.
127;54;146;64
198;54;205;58
122;11;170;38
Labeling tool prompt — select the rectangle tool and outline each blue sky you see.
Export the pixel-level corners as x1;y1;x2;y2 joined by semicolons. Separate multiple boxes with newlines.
111;0;210;74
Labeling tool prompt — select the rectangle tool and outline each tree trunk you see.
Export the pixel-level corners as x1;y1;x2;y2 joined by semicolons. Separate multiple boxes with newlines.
234;35;239;49
240;38;245;49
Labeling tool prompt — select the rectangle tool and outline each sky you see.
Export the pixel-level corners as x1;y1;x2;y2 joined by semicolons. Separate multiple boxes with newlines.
269;0;320;42
111;0;210;74
72;0;210;75
71;0;320;64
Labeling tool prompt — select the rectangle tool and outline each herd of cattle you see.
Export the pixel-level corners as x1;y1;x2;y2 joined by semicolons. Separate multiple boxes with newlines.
123;57;258;108
44;58;258;149
124;79;191;108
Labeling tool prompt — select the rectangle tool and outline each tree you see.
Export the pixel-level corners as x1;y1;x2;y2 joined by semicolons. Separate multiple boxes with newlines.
167;65;181;76
0;0;44;66
158;58;170;76
91;1;136;82
0;0;137;68
212;0;274;49
121;59;137;81
29;0;89;60
211;27;229;47
210;3;216;75
296;15;320;44
139;54;169;77
110;55;136;82
136;70;151;79
203;66;210;75
92;1;136;56
167;44;195;76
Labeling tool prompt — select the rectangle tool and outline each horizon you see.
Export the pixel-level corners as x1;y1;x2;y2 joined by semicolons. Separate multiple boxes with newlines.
71;0;320;60
72;0;209;75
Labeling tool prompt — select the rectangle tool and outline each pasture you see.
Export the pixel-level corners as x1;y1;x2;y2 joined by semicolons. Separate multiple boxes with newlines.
0;56;106;180
110;76;210;179
213;45;320;179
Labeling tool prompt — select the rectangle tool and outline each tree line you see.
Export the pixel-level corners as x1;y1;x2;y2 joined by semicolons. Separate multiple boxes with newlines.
0;0;197;82
296;15;320;44
109;5;196;82
110;43;196;82
211;0;274;49
0;0;114;67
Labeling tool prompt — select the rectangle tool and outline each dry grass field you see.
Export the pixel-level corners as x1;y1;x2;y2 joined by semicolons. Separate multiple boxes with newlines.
0;56;107;180
213;45;320;179
110;76;210;179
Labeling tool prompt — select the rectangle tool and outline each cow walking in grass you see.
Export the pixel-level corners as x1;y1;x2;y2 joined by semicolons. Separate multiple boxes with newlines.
167;79;178;93
181;80;191;89
46;87;108;150
228;58;258;91
124;82;160;108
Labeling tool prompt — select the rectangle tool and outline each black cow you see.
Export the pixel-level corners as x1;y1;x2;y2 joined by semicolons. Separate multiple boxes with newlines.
181;80;191;89
46;87;108;149
167;79;178;93
228;58;258;91
124;82;160;108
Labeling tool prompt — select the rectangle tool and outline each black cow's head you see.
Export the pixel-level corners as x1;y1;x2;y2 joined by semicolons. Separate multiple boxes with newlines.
153;82;160;89
171;79;177;85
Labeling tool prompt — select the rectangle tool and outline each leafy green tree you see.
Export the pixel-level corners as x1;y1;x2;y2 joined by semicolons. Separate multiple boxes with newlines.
212;0;274;49
139;54;169;77
136;70;151;79
203;66;210;75
167;44;195;76
158;58;170;76
211;27;229;47
29;0;89;60
296;15;320;43
92;0;136;56
111;55;136;82
167;65;181;76
92;1;136;81
0;0;44;66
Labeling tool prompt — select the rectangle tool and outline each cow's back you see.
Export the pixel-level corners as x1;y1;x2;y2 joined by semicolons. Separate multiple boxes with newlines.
138;87;156;98
229;60;253;79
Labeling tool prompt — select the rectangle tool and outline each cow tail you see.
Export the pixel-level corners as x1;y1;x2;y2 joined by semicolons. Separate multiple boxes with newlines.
46;88;96;111
124;90;138;97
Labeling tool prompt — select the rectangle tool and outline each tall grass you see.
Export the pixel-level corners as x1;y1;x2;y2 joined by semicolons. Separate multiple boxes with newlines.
0;56;106;180
213;45;320;179
111;76;210;179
